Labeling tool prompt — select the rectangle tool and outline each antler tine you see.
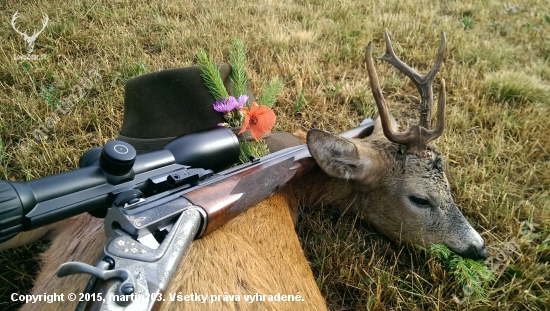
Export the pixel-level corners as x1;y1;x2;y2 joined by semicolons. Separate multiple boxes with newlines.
424;78;446;142
378;30;446;129
11;11;19;25
11;11;18;23
365;41;412;146
33;13;49;37
425;32;446;82
11;12;28;37
379;30;424;85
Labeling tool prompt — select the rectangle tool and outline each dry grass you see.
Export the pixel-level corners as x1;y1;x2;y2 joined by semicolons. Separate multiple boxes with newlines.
1;0;549;310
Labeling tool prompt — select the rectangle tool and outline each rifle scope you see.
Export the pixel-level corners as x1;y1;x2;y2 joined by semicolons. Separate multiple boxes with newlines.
0;127;240;243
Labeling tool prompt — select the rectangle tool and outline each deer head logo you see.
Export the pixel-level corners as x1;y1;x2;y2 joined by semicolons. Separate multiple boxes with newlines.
11;11;49;55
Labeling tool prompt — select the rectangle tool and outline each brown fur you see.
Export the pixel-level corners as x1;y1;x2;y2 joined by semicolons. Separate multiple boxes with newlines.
20;189;326;311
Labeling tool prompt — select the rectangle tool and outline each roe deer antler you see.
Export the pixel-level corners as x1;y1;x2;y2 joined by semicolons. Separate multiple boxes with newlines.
365;30;446;157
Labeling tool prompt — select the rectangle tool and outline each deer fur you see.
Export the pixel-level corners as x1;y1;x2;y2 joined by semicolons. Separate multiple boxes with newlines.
13;188;326;311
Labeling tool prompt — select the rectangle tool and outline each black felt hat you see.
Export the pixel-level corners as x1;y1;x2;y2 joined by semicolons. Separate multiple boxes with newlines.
117;65;301;153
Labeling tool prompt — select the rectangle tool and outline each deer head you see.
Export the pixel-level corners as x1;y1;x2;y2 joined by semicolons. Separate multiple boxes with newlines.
11;11;49;54
302;31;487;260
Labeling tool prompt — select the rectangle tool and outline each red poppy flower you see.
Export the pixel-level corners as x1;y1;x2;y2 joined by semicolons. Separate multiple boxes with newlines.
238;102;276;141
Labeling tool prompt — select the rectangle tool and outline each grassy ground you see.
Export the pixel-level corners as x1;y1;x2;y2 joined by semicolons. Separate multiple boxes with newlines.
0;0;549;310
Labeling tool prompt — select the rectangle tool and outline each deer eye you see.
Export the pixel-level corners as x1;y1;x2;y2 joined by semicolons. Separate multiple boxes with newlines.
409;196;431;207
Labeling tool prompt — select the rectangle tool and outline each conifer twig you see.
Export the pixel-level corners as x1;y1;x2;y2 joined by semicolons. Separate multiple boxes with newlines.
196;50;229;100
258;76;284;107
229;39;248;99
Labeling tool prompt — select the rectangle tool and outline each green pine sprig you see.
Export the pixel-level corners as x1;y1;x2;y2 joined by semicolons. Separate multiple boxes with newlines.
449;254;494;298
196;50;229;100
238;139;269;164
427;244;494;299
229;39;248;99
258;76;284;107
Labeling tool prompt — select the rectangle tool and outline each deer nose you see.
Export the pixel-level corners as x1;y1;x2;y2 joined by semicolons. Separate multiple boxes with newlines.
461;243;487;260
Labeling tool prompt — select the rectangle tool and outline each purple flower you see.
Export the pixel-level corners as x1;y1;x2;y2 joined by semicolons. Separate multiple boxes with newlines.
234;95;249;109
213;95;249;113
213;97;236;113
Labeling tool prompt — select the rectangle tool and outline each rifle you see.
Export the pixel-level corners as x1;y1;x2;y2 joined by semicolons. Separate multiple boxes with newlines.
2;119;375;311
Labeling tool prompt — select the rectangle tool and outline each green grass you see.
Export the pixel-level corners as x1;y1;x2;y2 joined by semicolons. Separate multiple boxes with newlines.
1;0;549;310
484;70;550;105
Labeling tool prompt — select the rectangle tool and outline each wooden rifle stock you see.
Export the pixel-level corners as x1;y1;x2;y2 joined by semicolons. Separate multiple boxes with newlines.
186;121;374;236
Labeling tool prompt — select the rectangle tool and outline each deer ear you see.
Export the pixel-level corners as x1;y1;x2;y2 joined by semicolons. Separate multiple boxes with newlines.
307;129;366;180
